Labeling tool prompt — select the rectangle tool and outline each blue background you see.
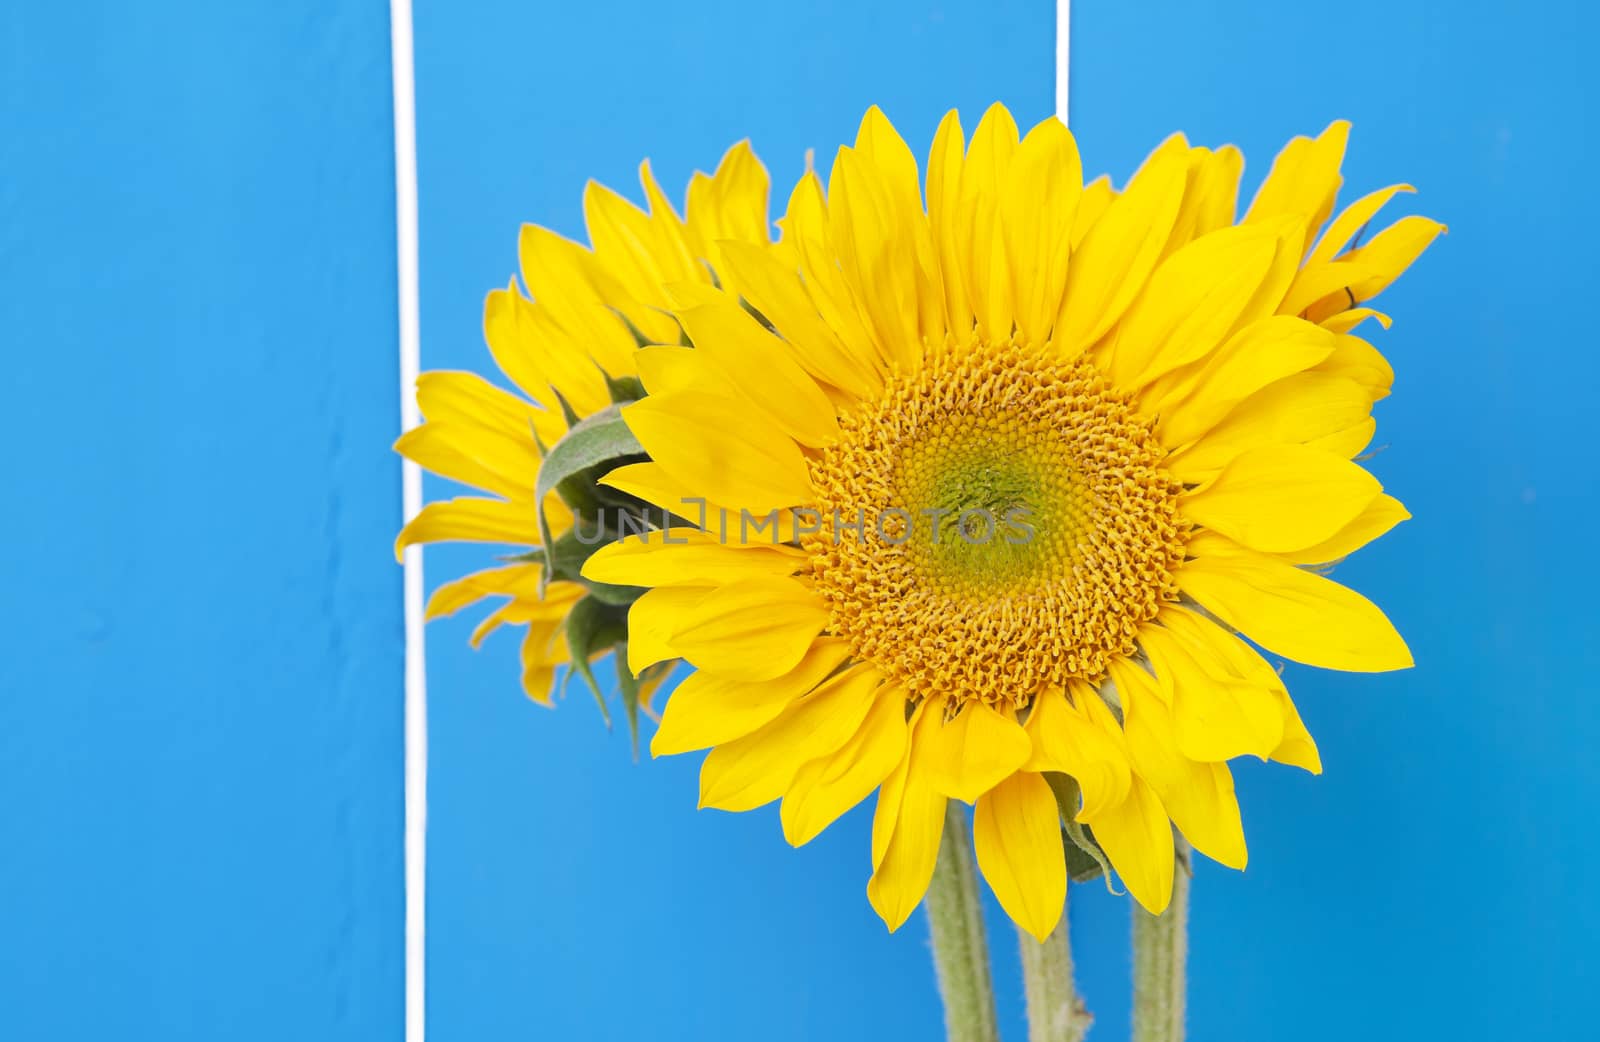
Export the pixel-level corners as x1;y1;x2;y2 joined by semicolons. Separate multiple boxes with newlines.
1;3;403;1039
3;0;1595;1039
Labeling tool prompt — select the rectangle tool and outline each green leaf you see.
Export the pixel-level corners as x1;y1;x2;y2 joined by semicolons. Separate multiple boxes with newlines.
562;595;629;727
533;403;647;591
1044;773;1120;889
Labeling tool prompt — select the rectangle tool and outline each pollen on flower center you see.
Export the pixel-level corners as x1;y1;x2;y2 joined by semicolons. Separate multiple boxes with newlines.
803;336;1190;709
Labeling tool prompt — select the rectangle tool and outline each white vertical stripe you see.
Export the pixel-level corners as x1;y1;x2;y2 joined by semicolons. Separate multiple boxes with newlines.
1056;0;1070;124
388;1;426;1040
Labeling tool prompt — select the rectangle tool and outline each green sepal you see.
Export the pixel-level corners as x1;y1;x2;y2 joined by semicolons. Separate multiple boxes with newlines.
605;373;646;404
1044;772;1120;889
550;388;585;430
532;403;647;593
614;640;642;759
562;595;630;727
516;525;648;606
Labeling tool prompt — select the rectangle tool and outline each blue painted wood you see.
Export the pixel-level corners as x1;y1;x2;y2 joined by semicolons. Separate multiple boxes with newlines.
0;4;404;1038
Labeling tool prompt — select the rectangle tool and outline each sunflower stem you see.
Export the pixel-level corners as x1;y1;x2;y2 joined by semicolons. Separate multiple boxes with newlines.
1019;893;1091;1042
925;800;1001;1042
1131;838;1190;1042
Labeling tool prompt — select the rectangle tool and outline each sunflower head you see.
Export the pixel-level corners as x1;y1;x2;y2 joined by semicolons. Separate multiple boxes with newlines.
583;103;1439;939
807;335;1190;709
393;140;775;741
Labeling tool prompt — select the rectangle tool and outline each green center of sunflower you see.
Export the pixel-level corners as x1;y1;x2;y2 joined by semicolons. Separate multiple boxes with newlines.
803;336;1189;709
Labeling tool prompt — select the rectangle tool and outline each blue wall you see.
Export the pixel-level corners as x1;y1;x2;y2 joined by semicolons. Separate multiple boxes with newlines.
0;4;403;1038
3;0;1596;1039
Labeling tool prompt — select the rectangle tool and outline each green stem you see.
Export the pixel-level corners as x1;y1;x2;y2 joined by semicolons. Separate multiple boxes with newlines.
1131;837;1190;1042
925;800;1001;1042
1019;893;1091;1042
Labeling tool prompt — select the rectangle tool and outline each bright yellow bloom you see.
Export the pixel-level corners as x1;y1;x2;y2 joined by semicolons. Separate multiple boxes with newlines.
583;105;1440;938
395;141;773;705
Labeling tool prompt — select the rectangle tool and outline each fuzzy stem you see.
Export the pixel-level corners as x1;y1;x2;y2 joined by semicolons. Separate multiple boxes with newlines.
925;800;1001;1042
1131;838;1190;1042
1019;894;1091;1042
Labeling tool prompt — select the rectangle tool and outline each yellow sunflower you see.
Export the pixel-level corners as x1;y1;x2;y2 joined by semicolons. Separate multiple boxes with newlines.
581;104;1441;938
395;139;772;709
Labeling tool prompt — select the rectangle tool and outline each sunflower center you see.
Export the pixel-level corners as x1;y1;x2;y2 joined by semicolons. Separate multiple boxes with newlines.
803;336;1189;710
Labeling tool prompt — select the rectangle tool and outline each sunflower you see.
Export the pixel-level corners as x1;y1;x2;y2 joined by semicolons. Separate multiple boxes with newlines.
580;104;1440;938
395;139;773;708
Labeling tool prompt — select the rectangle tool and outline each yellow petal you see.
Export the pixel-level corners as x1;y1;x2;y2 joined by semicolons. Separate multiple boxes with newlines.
520;616;568;706
922;700;1033;803
854;106;947;346
482;281;613;418
468;582;583;648
415;370;552;442
1103;223;1281;391
828;146;921;371
674;295;840;447
1147;316;1338;451
521;220;678;345
1002;117;1081;345
1167;373;1375;482
1080;774;1173;915
1188;144;1243;240
1022;684;1131;817
622;391;814;514
1318;215;1446;317
638;159;706;284
1071;175;1114;249
626;586;711;675
1307;184;1415;267
1279;257;1379;320
1312;334;1394;401
600;461;727;528
667;576;829;682
1182;444;1382;553
1053;141;1188;357
1281;493;1410;565
652;638;853;757
782;682;911;846
684;138;771;281
867;705;948;931
974;772;1067;941
1139;619;1283;762
1157;606;1322;774
871;700;931;869
714;239;880;399
633;344;727;398
1112;658;1248;870
782;172;885;375
960;103;1020;342
395;497;540;560
425;562;544;620
581;523;806;589
926;110;974;333
1180;532;1412;672
1318;307;1391;336
1245;121;1350;256
515;223;652;376
698;662;883;812
393;422;540;503
1271;692;1323;774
